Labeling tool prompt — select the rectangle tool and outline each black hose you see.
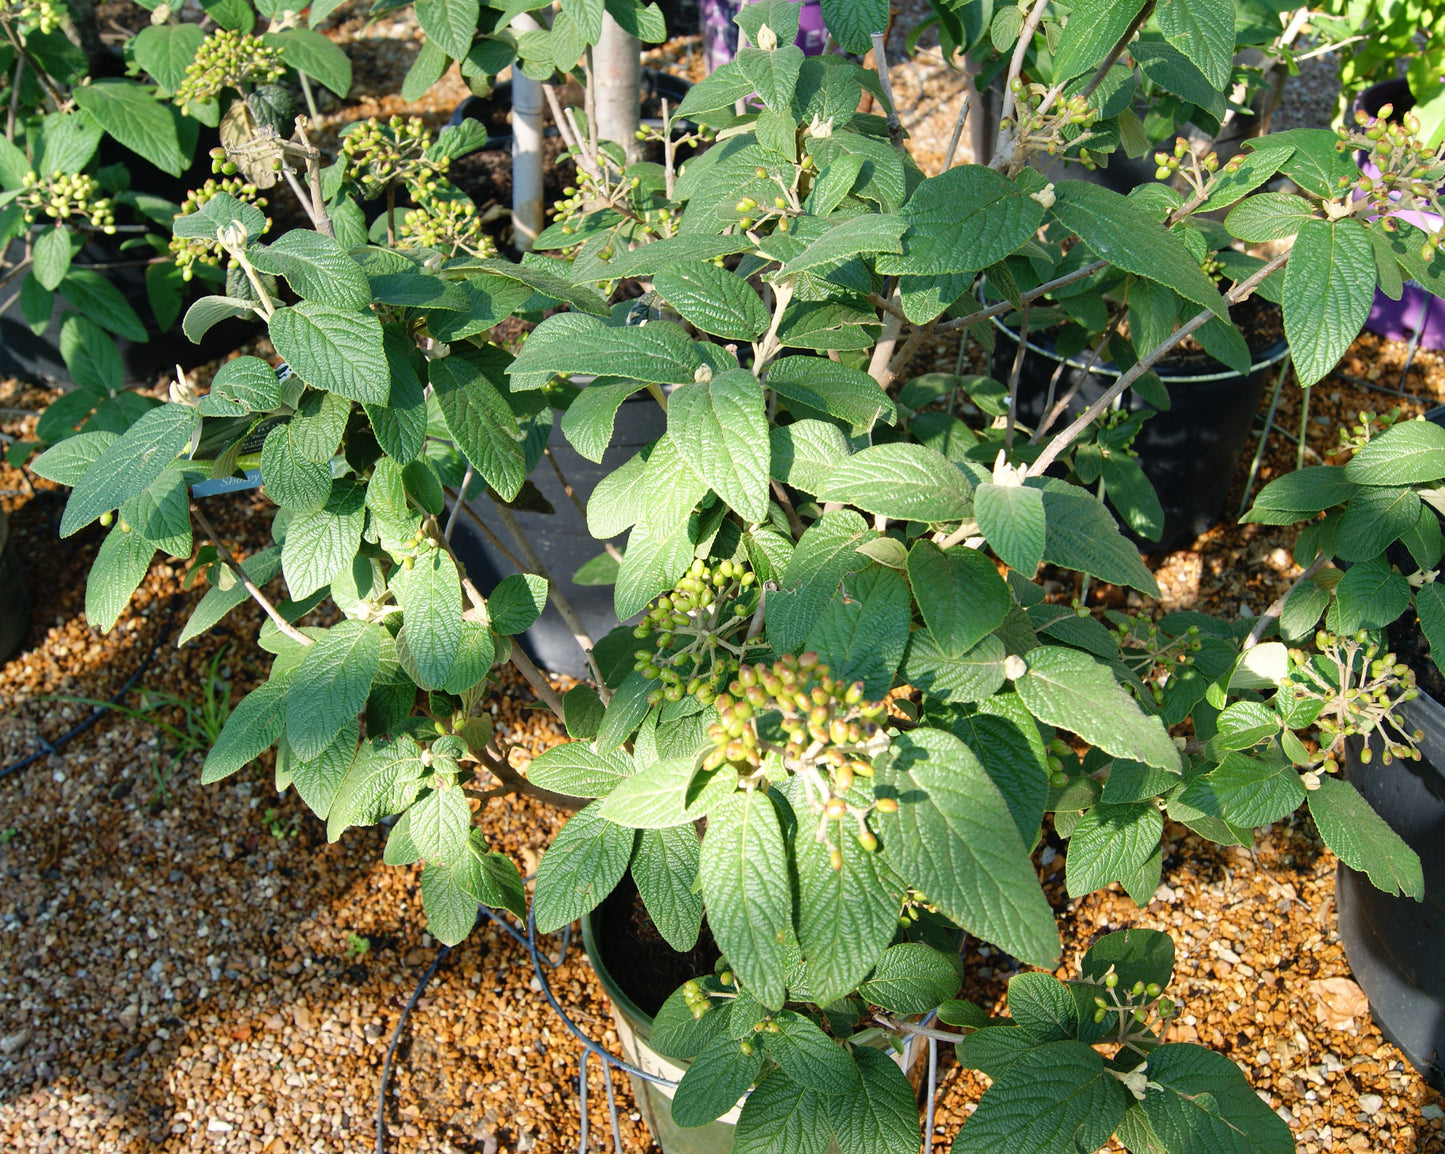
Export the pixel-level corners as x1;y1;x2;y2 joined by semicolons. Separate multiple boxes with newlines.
0;596;180;781
375;943;455;1154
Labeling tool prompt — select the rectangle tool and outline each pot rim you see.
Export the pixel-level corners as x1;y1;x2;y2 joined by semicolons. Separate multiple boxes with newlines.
987;312;1291;382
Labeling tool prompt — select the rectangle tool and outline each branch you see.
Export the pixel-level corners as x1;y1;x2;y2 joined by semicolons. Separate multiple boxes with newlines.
934;259;1109;335
1245;553;1329;649
472;746;589;811
1004;303;1031;451
191;503;314;647
1030;251;1289;477
941;93;971;173
869;33;906;151
1079;0;1155;100
1029;303;1127;444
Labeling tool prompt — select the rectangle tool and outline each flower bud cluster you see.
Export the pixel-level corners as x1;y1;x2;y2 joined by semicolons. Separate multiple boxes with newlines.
399;193;497;258
999;77;1098;160
342;116;447;199
633;558;762;706
174;30;285;110
1335;407;1404;456
1337;104;1445;257
17;170;115;233
1087;969;1174;1034
1286;630;1423;775
169;177;269;280
1106;609;1202;704
2;0;62;36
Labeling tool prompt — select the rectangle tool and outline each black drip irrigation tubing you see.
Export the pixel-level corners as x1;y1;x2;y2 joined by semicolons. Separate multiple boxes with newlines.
0;595;181;781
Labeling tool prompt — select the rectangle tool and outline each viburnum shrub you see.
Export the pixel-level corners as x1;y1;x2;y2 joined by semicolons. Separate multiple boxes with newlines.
24;0;1441;1149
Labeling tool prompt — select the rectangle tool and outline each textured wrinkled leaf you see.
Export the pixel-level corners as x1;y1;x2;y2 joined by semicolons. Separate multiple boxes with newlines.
768;510;872;653
1041;483;1159;596
1309;775;1422;899
819;0;889;53
1156;0;1234;89
668;369;770;522
877;166;1043;277
974;482;1045;574
632;825;704;953
1345;419;1445;487
526;743;633;797
765;356;896;434
430;350;527;502
822;1047;920;1154
1283;219;1377;387
249;229;369;309
286;620;381;761
202;675;291;783
1139;1043;1297;1154
269;302;389;404
859;942;959;1014
85;522;155;632
391;548;463;691
671;1031;763;1128
1065;801;1165;897
506;313;700;389
907;540;1009;653
60;404;197;537
818;443;972;522
533;803;634;933
72;80;185;176
654;263;769;340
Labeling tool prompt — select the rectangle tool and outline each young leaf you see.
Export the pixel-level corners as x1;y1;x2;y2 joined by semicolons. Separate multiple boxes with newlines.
533;802;635;933
974;481;1045;574
1138;1043;1296;1153
874;728;1061;968
671;1031;764;1128
699;789;794;1010
60;403;198;537
1309;776;1423;899
817;443;972;522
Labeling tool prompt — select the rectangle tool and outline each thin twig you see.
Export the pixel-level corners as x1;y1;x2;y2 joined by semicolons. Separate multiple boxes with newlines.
869;33;905;150
1005;303;1030;452
445;463;474;541
191;504;314;647
1030;305;1127;444
1031;252;1290;477
940;93;971;172
1237;353;1291;519
545;448;588;521
1079;1;1155;100
449;494;529;574
1244;553;1329;649
770;480;805;540
297;71;320;122
934;260;1109;335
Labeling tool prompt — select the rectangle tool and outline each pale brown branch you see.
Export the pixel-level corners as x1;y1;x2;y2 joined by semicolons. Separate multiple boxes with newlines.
191;503;313;647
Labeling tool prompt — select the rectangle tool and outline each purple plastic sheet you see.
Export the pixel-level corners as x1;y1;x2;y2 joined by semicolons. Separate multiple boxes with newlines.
701;0;827;73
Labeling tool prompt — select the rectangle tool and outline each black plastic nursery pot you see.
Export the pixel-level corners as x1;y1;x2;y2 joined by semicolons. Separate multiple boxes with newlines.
449;390;669;679
991;320;1289;551
0;238;261;391
0;507;30;665
1337;687;1445;1090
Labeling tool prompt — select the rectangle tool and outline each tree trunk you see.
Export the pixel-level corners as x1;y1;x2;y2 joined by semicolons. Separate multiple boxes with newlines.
593;13;641;166
511;72;545;252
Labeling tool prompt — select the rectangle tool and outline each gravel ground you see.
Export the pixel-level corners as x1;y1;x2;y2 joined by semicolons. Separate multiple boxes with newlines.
2;9;1444;1154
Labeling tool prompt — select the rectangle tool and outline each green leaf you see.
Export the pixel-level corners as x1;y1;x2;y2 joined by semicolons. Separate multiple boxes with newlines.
1040;483;1159;597
668;369;770;522
57;268;148;341
818;443;972;522
269;302;390;404
31;225;73;292
780;213;908;277
369;326;429;463
527;743;633;797
600;757;696;828
72;80;186;176
85;523;155;632
31;430;117;487
736;44;804;112
1334;486;1421;562
391;548;463;690
951;1039;1126;1154
60;403;197;537
266;27;352;96
632;825;704;953
200;356;285;415
281;478;366;597
560;378;644;463
768;510;872;653
1309;775;1423;899
414;0;478;58
327;734;427;839
907;540;1009;653
735;1072;832;1154
875;728;1060;968
420;860;478;946
1242;465;1359;524
764;356;896;434
462;841;528;918
202;675;291;783
1050;182;1228;320
429;350;528;502
1155;0;1233;88
858;942;959;1015
876;166;1043;277
1006;972;1079;1041
699;789;794;1010
184;296;258;345
819;0;888;53
1017;647;1182;771
1225;192;1316;243
120;468;191;555
285;620;381;761
140;263;179;337
769;419;851;493
671;1031;763;1128
1052;0;1150;81
765;1010;860;1095
1139;1043;1297;1154
408;785;473;866
1177;752;1305;828
902;631;1006;704
249;230;369;309
1345;419;1445;487
822;1047;920;1154
794;824;904;1008
131;23;207;94
279;719;358;820
806;567;911;698
1065;801;1164;897
1283;219;1377;387
488;573;548;635
654;263;768;341
402;37;449;102
506;313;700;389
260;421;333;513
974;482;1045;574
1335;557;1410;632
533;802;634;933
1248;129;1356;199
59;314;121;397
